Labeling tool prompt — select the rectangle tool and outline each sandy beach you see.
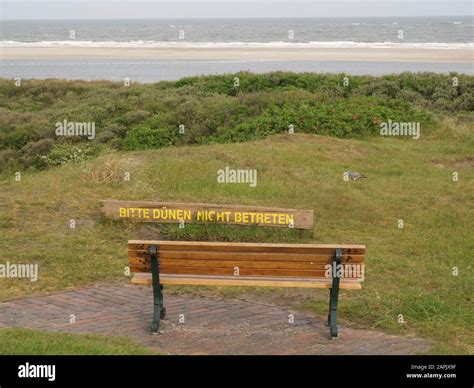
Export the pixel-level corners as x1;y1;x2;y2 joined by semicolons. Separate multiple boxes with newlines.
2;47;473;63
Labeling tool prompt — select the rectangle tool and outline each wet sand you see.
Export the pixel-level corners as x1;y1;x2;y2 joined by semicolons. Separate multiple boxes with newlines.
2;47;473;63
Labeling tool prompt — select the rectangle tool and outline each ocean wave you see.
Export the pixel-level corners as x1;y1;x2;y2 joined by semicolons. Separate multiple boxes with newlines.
1;40;473;49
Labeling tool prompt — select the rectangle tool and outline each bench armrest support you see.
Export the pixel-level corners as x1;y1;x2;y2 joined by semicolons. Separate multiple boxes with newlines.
328;248;342;339
150;245;164;334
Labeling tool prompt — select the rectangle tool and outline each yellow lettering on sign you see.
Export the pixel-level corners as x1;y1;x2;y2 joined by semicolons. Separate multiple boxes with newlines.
278;214;286;225
116;206;300;226
250;212;257;223
234;212;242;222
286;215;294;225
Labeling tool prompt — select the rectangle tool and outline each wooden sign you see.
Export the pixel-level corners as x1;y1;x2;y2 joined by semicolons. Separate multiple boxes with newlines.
100;200;313;229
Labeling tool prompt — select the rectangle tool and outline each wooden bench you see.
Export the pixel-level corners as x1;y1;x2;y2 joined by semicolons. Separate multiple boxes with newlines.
128;240;365;339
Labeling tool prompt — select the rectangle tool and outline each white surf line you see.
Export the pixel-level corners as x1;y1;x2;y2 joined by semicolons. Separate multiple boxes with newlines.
1;40;473;49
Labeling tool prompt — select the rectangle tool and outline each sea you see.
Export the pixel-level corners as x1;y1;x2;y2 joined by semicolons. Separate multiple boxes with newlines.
1;17;473;82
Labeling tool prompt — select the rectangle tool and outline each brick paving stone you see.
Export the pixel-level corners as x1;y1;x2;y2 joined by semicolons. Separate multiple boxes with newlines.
0;284;432;355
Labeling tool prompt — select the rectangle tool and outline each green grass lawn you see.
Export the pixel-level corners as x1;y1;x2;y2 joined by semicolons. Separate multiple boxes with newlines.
0;328;153;355
0;118;472;354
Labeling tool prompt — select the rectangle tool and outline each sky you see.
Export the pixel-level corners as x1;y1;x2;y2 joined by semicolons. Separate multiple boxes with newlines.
1;1;472;19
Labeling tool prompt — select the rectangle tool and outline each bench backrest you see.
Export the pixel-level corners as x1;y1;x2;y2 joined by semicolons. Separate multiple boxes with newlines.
128;240;365;280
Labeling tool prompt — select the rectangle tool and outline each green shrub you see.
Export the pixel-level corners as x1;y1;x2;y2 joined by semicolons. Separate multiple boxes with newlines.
20;138;54;169
210;96;432;141
121;110;152;126
0;149;16;173
123;125;178;150
40;143;94;167
0;72;471;170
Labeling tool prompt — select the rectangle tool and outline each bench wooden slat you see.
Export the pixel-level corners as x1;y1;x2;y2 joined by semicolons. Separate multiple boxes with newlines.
128;240;366;255
130;266;362;278
128;250;365;263
131;273;363;289
129;259;331;271
129;257;360;270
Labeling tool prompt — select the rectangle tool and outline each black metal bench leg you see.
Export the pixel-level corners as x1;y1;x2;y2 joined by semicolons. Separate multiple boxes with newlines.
326;288;332;326
329;285;340;339
150;245;162;334
160;285;166;319
328;248;342;339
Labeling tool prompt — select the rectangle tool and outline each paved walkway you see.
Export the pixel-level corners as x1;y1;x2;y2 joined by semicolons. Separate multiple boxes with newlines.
0;285;430;355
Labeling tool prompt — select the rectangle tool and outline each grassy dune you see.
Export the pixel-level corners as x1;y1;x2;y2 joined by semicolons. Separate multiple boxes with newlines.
0;119;472;353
